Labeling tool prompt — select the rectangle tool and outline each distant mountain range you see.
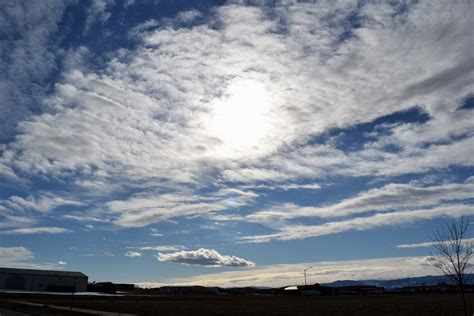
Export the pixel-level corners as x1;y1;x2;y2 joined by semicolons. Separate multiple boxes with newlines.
321;274;474;289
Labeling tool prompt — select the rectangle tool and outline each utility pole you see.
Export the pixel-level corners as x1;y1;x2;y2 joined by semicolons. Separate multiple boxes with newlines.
304;267;313;287
69;280;76;315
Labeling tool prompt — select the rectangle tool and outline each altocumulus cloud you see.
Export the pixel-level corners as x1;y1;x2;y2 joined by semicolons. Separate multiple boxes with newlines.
0;0;473;270
156;248;255;267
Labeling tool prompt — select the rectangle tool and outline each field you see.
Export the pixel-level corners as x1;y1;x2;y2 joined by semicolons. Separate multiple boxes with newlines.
1;292;473;315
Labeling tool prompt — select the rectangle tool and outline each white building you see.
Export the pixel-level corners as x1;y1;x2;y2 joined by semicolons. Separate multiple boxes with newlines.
0;267;88;292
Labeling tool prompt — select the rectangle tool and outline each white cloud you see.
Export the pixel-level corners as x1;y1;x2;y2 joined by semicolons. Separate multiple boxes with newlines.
83;0;114;34
129;245;185;252
7;1;472;177
0;0;67;141
175;10;202;23
58;260;67;265
82;251;114;257
156;248;255;267
0;1;472;233
242;204;474;243
0;246;64;270
0;215;37;228
2;194;84;213
0;194;84;232
105;190;256;227
0;246;34;263
242;183;321;191
247;181;474;223
1;226;73;235
396;237;474;249
124;251;142;258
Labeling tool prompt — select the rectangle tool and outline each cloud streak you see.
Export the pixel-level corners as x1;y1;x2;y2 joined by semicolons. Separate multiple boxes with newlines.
1;226;73;235
396;238;474;249
247;181;474;223
124;251;142;258
242;204;474;243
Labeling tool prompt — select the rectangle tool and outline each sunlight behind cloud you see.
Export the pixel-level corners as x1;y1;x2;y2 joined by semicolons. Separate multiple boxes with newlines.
205;79;274;158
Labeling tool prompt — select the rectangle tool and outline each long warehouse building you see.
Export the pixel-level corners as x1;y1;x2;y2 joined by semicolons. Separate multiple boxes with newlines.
0;267;88;292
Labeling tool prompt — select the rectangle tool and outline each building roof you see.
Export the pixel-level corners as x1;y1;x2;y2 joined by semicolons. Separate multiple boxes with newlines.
0;267;87;278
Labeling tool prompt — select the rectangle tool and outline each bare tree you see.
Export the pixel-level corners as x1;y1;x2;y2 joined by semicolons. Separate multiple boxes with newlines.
432;216;472;316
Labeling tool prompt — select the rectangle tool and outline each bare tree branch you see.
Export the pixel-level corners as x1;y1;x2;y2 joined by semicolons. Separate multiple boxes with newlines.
431;216;472;316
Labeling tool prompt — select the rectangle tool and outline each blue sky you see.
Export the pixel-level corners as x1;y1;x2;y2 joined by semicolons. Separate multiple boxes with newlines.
0;0;473;287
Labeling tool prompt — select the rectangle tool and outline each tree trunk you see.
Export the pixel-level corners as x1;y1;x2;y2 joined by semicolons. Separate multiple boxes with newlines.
460;282;467;316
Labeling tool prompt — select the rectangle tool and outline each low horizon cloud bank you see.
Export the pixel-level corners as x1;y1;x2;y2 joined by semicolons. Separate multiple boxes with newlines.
136;255;441;288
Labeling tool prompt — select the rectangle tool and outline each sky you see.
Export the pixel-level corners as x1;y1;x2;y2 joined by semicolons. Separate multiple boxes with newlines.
0;0;473;288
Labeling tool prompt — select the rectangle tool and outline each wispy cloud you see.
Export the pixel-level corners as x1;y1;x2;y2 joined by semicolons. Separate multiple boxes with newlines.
247;181;474;223
83;0;114;35
124;251;142;258
82;251;115;257
396;237;474;249
106;190;256;227
129;245;186;252
0;246;64;270
242;204;474;243
2;194;84;213
1;226;73;235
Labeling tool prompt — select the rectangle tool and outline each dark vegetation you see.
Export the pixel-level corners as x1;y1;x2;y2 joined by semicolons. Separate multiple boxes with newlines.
1;292;473;316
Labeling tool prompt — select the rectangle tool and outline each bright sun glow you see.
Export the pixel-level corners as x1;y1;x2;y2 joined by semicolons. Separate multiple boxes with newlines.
206;79;273;157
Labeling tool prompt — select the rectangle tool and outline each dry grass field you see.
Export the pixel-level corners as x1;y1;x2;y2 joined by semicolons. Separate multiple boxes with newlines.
1;292;473;315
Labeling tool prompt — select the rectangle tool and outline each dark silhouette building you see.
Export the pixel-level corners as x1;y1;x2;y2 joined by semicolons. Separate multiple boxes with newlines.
0;267;88;292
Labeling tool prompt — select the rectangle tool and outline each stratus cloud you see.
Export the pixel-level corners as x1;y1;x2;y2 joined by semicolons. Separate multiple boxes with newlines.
156;248;255;267
1;226;73;235
242;204;474;243
124;251;142;258
137;256;440;288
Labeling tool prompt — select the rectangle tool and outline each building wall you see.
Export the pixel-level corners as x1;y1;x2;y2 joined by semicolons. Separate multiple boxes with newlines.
0;273;88;292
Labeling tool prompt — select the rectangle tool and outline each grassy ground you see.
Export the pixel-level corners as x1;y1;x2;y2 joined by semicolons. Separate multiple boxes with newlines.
1;292;473;315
